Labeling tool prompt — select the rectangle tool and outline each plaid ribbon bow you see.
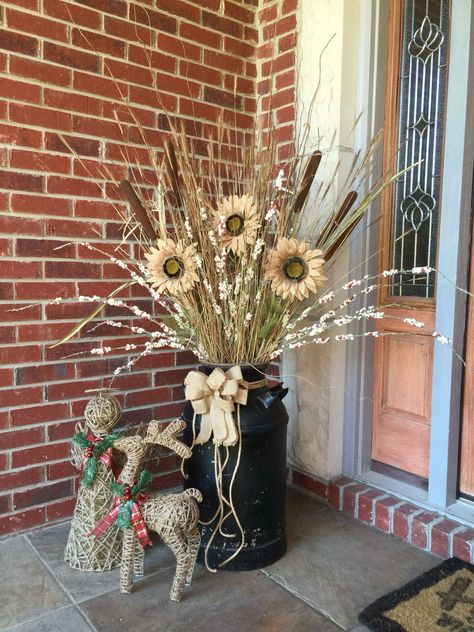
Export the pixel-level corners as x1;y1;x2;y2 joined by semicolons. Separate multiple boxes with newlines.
89;476;153;549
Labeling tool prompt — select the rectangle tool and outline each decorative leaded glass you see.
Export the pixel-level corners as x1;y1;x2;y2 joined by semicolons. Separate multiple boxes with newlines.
391;0;449;298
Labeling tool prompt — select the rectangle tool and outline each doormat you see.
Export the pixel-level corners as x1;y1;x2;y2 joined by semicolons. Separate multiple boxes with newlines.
359;557;474;631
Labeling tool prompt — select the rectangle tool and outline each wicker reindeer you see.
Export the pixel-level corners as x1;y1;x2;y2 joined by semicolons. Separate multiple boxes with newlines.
92;419;202;601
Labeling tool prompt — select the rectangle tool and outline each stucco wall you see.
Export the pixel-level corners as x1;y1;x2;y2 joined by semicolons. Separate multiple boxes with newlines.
285;0;362;480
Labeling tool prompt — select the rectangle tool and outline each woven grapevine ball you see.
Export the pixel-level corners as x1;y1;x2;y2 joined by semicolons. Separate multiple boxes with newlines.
84;388;121;435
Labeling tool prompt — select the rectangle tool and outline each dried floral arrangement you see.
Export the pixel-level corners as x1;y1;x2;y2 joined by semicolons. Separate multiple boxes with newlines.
51;116;453;373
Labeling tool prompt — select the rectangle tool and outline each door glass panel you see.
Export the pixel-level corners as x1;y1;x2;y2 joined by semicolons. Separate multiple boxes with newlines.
391;0;449;298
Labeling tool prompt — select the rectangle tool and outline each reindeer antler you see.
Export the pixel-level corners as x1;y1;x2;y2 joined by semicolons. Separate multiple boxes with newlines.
145;419;191;460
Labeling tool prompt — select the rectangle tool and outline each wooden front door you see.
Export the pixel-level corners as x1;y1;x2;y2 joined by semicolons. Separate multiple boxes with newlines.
460;170;474;499
371;0;450;479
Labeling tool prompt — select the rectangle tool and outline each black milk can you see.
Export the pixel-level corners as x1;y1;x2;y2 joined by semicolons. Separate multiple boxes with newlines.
182;364;288;571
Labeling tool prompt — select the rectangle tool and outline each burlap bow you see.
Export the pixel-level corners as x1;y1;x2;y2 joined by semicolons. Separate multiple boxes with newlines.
184;366;249;446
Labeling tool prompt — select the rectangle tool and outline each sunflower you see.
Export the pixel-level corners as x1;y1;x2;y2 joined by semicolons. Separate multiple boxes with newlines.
265;238;326;301
145;239;198;296
216;194;259;255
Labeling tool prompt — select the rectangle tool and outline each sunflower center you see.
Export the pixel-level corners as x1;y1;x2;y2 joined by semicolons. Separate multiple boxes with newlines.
163;256;184;279
226;214;245;237
283;256;308;282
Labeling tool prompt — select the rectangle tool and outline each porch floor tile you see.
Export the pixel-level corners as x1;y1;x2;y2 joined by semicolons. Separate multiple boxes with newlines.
265;488;440;630
26;522;177;604
81;565;339;632
1;488;440;631
0;536;71;629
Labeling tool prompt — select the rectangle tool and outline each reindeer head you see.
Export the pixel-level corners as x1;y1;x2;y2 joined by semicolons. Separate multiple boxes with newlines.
113;435;148;463
145;419;192;460
113;420;191;486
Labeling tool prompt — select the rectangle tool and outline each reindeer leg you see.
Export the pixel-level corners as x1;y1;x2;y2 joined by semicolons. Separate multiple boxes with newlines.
133;536;145;578
185;529;201;586
120;529;135;594
163;531;189;602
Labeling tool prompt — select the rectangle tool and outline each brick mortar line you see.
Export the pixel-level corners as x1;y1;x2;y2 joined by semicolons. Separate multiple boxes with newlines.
3;461;182;480
0;335;183;345
406;508;424;542
0;236;131;244
5;468;182;513
0;377;188;390
3;462;182;493
0;317;174;325
387;500;405;533
0;444;183;472
449;525;466;557
0;217;127;227
0;382;188;392
1;4;255;50
370;493;388;526
2;278;140;286
1;106;255;137
1;60;288;101
422;516;442;552
2;260;137;266
0;150;250;171
0;330;166;338
0;361;179;372
0;397;187;416
3;44;258;86
2;398;187;416
0;412;186;436
0;140;250;161
353;487;367;517
2;69;257;103
0;166;128;183
1;360;198;372
0;333;149;341
337;480;355;511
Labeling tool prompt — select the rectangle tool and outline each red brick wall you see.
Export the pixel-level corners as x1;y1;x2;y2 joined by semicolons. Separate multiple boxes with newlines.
0;0;278;536
257;0;296;162
0;0;299;537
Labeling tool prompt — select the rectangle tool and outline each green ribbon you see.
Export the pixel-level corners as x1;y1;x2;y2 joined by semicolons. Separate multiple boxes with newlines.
73;431;119;488
111;470;152;530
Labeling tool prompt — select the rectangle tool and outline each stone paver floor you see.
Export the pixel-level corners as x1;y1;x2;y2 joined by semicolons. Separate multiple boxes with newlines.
1;488;439;631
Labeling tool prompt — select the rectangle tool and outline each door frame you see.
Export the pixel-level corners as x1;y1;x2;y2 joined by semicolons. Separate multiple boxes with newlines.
343;0;474;522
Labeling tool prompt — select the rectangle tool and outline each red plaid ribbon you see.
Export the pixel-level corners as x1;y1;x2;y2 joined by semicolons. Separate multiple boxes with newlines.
83;432;119;479
130;499;152;548
98;448;119;478
89;493;152;549
89;496;121;539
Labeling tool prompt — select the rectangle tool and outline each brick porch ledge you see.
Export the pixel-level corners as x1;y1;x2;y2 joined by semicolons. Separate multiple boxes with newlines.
288;466;474;564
